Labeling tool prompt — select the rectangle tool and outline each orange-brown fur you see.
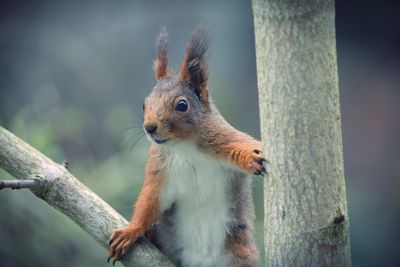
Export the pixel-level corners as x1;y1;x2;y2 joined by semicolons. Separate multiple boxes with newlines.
226;227;260;267
108;27;264;266
154;26;172;80
178;29;209;103
225;175;260;267
108;146;165;260
197;115;265;174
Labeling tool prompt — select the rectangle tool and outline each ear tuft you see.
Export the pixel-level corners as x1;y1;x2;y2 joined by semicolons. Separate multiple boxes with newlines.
154;26;172;80
179;27;211;102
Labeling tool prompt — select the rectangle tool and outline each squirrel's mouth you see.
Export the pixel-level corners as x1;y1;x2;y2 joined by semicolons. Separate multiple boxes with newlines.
145;132;171;145
153;137;170;144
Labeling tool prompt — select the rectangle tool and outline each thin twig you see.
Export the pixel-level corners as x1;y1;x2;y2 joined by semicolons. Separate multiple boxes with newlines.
0;179;41;190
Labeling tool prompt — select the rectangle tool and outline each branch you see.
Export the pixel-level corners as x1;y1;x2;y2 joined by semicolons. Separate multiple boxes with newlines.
0;126;174;267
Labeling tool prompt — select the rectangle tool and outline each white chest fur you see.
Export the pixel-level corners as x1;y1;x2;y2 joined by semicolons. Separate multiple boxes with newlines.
160;143;233;267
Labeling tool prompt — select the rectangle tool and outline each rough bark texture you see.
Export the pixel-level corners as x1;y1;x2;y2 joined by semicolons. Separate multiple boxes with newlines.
0;126;174;267
252;0;352;266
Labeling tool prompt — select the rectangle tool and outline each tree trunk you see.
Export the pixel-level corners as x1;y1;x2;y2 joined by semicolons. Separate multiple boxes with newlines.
0;126;174;267
252;0;352;266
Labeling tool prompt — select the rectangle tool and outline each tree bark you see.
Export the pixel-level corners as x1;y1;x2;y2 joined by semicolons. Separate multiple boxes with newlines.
0;126;174;267
252;0;352;266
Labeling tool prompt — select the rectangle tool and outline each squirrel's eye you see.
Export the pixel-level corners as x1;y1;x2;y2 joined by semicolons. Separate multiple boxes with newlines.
175;99;188;112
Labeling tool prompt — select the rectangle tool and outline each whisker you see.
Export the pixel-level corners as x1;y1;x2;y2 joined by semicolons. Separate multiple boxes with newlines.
128;103;144;123
128;132;146;154
124;128;144;136
117;102;147;155
132;109;144;123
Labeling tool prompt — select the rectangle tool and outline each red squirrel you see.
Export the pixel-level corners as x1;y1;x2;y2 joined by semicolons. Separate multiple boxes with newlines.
108;27;266;267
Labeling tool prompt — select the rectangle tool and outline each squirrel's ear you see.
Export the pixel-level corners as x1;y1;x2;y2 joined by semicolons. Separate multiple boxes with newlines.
178;28;210;103
154;26;172;80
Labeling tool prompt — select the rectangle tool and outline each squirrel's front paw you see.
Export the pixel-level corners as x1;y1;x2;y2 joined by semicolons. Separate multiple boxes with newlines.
108;226;141;264
251;149;267;175
245;149;267;176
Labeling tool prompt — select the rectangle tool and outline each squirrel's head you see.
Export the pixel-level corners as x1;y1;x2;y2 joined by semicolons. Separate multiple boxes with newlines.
143;27;210;145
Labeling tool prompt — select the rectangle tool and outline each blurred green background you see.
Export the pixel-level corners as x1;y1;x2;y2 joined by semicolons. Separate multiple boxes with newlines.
0;1;399;267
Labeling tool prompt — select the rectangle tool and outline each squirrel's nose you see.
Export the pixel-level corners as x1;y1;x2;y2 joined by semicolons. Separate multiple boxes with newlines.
144;123;158;134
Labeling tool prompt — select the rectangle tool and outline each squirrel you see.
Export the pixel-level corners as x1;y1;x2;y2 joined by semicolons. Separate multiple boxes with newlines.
108;27;266;267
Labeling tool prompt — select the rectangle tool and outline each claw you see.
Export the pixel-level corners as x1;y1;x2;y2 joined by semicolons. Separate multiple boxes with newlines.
113;259;117;266
254;165;267;176
107;256;111;263
256;157;266;164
